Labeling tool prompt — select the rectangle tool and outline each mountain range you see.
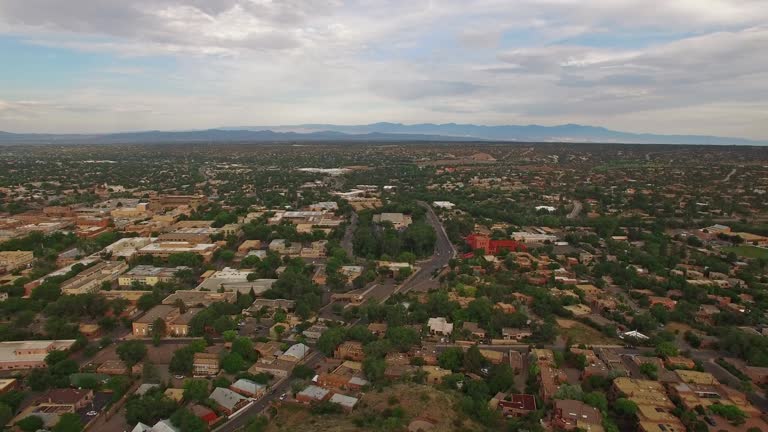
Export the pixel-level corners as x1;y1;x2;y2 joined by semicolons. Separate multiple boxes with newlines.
0;123;763;145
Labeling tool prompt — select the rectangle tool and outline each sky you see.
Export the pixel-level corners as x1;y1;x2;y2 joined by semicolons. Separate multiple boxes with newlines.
0;0;766;139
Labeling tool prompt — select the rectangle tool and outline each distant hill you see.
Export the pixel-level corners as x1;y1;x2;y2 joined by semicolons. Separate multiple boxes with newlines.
0;129;475;144
225;122;765;145
0;123;764;145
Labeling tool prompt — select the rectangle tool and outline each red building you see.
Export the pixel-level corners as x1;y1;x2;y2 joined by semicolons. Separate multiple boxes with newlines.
465;233;526;255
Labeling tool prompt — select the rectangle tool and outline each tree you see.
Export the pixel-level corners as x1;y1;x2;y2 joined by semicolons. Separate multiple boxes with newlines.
487;364;515;394
463;345;487;373
151;317;166;346
317;327;346;356
170;408;208;432
183;379;210;402
438;347;464;372
246;416;269;432
53;413;83;432
583;392;608;414
222;353;246;373
125;390;177;425
639;362;658;380
655;341;679;358
117;340;147;368
0;403;12;430
554;383;584;401
709;404;747;425
16;415;45;432
231;337;256;362
292;364;315;380
614;398;638;417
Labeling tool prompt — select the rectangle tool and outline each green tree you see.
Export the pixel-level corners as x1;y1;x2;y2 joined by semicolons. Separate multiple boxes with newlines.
222;353;246;373
655;341;679;358
170;408;208;432
0;403;12;430
292;364;315;380
116;340;147;368
16;415;45;432
183;379;210;402
53;413;83;432
151;317;166;346
438;347;464;372
463;345;487;373
614;398;638;417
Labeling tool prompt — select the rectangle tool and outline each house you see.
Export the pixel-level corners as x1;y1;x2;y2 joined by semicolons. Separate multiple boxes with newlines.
612;377;674;409
135;383;161;396
465;233;526;255
552;399;602;431
164;388;184;403
372;213;412;230
502;328;532;341
0;250;34;273
35;388;93;410
97;359;141;376
334;341;365;362
190;404;218;426
462;322;486;339
368;323;388;337
329;393;359;412
193;352;220;377
427;317;453;336
230;379;266;398
254;341;283;360
296;385;331;404
248;359;294;378
210;387;249;415
490;393;537;417
280;343;310;362
648;296;677;310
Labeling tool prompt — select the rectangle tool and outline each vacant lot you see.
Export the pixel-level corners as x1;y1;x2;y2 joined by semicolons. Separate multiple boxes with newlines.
556;319;621;346
723;245;768;259
265;383;483;432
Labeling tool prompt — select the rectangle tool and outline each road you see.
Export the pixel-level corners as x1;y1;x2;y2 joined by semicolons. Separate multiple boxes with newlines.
566;200;582;220
722;167;737;182
340;212;358;259
397;201;455;293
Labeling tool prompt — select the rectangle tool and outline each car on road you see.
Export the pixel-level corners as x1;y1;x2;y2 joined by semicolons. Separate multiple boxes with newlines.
279;393;286;401
86;411;98;416
174;375;185;379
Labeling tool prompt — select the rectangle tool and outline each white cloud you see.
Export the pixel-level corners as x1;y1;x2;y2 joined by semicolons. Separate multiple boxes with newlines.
0;0;766;138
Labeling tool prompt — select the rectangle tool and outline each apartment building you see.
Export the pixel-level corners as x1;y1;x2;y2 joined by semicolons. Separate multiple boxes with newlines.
132;305;202;337
0;340;76;371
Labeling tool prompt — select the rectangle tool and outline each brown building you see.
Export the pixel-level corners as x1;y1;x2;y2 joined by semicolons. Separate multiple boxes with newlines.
552;399;602;430
193;352;220;377
334;341;365;362
132;305;202;337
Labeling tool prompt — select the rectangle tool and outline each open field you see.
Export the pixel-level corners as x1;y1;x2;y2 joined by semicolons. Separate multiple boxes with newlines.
556;319;622;346
265;383;482;432
723;245;768;259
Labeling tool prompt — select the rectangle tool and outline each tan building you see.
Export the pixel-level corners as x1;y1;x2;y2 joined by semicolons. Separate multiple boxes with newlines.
132;305;202;337
0;250;34;273
0;340;76;371
118;265;188;287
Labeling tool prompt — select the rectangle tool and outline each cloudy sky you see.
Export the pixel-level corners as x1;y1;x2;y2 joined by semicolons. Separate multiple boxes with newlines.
0;0;766;138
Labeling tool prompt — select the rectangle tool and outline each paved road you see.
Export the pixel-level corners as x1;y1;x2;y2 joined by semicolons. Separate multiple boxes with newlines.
722;167;737;182
340;212;358;259
398;201;456;293
566;200;582;219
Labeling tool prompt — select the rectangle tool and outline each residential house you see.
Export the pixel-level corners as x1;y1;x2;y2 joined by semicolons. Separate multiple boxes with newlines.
193;352;220;377
334;341;365;362
427;317;453;336
230;379;266;399
210;387;249;415
551;399;602;431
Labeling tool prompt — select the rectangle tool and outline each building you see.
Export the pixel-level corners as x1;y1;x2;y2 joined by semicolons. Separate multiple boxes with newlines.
148;194;207;211
132;305;202;337
193;352;220;377
36;388;94;410
427;317;453;335
209;387;249;415
196;267;276;294
0;340;76;371
247;359;294;378
491;393;537;417
334;341;365;362
612;377;674;409
329;393;359;412
230;379;265;398
501;328;532;341
60;260;129;295
296;385;331;404
103;237;155;260
137;241;218;262
162;290;236;308
551;399;603;431
465;233;526;255
372;213;412;230
119;265;188;287
0;378;17;394
0;250;34;273
280;343;310;362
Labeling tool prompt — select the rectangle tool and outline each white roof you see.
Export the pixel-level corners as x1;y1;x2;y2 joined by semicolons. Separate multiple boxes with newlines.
231;379;265;395
330;393;359;409
297;385;329;401
283;343;310;360
210;387;248;410
151;420;180;432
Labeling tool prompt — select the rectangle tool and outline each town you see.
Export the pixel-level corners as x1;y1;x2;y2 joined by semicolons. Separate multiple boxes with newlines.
0;141;767;432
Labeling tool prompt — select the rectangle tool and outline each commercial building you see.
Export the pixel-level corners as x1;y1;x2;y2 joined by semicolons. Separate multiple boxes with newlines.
465;234;526;255
118;265;188;287
196;267;276;295
60;261;128;295
0;340;76;371
148;194;207;211
137;241;218;262
372;213;412;229
162;290;236;308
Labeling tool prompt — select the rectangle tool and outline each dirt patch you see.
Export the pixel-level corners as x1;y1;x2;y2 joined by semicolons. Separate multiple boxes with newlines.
557;320;621;346
265;383;483;432
555;318;577;329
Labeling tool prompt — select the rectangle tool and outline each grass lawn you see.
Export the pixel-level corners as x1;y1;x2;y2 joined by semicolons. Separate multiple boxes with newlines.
723;245;768;259
556;319;622;346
